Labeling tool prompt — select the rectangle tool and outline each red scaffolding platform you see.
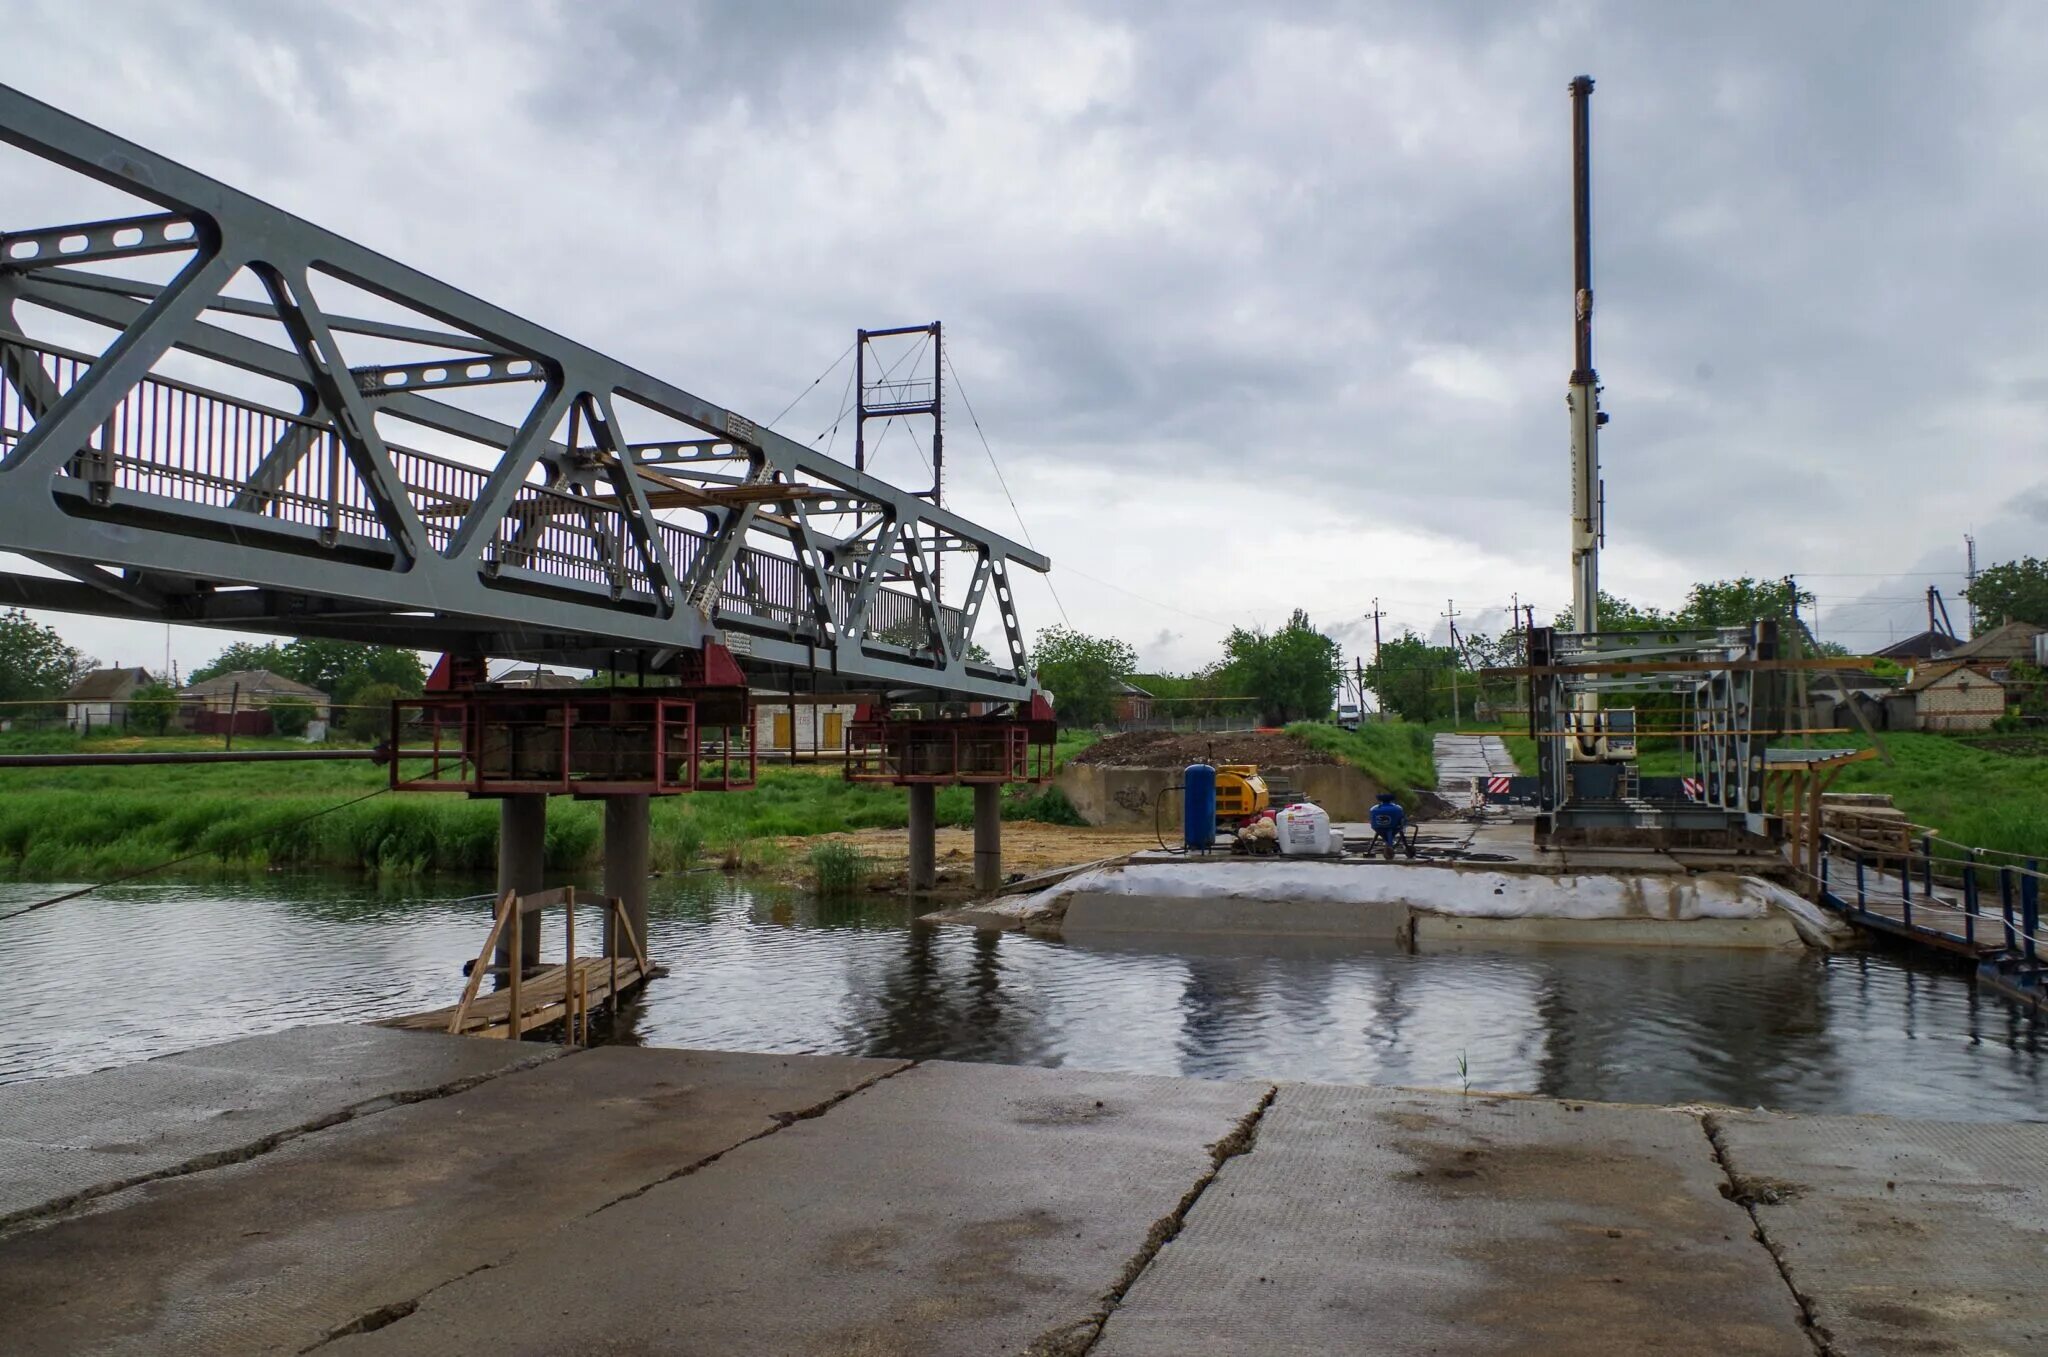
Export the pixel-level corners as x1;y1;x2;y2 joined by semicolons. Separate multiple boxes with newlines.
844;695;1056;786
388;647;756;797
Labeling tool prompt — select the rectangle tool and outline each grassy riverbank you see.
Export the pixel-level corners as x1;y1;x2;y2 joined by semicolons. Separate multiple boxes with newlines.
1284;722;1437;804
0;734;1095;879
1631;730;2048;860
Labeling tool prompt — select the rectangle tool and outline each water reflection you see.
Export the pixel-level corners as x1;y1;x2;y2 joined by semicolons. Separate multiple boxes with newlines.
0;874;2041;1122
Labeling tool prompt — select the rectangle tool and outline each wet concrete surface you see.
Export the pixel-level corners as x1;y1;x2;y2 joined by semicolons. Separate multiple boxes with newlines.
0;1046;898;1356
0;1024;558;1226
1094;1084;1807;1355
1;1027;2042;1355
326;1059;1267;1357
1713;1110;2048;1355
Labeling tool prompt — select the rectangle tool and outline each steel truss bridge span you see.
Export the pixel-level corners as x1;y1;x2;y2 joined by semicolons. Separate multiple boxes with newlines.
0;84;1045;700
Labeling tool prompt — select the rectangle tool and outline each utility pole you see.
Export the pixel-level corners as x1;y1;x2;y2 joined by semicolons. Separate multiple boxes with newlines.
1511;592;1528;716
1965;534;1979;635
1443;599;1463;725
1786;574;1810;749
1367;599;1387;721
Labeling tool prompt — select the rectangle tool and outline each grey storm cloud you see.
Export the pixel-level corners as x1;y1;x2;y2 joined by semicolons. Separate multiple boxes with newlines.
0;0;2041;673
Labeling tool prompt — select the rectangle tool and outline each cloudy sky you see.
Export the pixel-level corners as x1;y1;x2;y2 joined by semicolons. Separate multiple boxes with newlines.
2;0;2043;677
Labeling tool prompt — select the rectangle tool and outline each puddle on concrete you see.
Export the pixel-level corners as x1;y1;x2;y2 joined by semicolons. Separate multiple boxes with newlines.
0;874;2040;1121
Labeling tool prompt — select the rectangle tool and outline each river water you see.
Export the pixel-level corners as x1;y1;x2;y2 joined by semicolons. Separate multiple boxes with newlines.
2;873;2042;1121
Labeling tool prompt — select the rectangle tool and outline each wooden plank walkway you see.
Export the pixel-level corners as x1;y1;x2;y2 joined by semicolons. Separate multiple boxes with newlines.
381;957;658;1039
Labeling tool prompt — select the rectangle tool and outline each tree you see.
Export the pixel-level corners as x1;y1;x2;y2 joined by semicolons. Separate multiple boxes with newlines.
1679;577;1814;629
1964;557;2048;633
1219;609;1342;724
1364;631;1459;723
1553;591;1674;631
190;641;291;684
279;640;426;706
1030;625;1137;727
127;681;179;734
0;609;88;705
342;682;403;742
268;696;315;738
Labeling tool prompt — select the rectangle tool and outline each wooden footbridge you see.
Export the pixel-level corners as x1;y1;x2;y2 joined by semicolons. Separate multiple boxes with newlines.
382;887;661;1043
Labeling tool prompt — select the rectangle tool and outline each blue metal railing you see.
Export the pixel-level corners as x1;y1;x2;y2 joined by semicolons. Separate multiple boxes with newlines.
1818;831;2046;1012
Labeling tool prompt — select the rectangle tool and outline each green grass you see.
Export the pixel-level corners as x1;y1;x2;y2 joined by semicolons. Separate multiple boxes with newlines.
1285;722;1437;806
1606;730;2048;861
0;733;1093;879
807;840;869;897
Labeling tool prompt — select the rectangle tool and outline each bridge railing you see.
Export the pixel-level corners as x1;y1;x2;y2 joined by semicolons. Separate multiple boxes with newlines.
1818;831;2046;963
1;328;963;650
0;82;1046;699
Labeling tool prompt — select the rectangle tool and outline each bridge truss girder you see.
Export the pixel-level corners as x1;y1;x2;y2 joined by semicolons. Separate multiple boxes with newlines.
0;83;1045;700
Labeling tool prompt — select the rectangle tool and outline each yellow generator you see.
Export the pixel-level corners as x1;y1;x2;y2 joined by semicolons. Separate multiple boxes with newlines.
1214;764;1270;826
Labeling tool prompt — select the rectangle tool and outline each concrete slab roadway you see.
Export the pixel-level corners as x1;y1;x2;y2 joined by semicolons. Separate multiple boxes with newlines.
1713;1109;2048;1355
329;1060;1271;1357
0;1046;902;1357
0;1024;559;1226
1093;1083;1811;1356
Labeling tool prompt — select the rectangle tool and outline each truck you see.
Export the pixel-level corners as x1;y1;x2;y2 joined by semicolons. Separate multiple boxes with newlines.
1335;703;1362;731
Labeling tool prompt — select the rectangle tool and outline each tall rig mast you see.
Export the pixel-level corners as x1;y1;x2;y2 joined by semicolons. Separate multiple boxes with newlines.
1567;75;1607;635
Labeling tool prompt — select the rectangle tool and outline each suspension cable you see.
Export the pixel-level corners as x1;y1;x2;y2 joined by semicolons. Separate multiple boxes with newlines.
942;348;1069;625
767;339;856;431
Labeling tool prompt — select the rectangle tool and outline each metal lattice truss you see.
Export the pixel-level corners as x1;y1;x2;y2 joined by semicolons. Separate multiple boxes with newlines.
0;84;1045;700
1527;622;1780;834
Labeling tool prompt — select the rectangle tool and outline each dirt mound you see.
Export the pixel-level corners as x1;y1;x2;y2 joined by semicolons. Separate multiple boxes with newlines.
1070;729;1339;769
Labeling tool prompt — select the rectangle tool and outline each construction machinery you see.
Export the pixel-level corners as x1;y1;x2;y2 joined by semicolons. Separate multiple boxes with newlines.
1213;765;1270;827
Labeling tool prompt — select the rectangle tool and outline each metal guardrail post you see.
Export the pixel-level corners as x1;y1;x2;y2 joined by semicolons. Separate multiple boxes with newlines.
2024;862;2041;965
1854;853;1866;915
1920;834;1935;898
2001;866;2018;953
1963;850;1979;949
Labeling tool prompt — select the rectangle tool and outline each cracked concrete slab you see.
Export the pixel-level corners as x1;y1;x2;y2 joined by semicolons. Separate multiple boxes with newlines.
1713;1110;2048;1356
0;1025;558;1225
1092;1084;1811;1356
0;1046;901;1357
325;1059;1271;1357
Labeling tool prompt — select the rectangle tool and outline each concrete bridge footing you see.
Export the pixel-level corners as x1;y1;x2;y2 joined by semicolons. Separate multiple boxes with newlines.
495;795;546;971
974;783;1002;892
603;794;651;959
907;784;936;891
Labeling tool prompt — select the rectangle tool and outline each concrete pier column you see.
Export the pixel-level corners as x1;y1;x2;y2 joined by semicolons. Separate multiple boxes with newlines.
973;783;1002;893
603;793;651;959
907;784;937;892
495;794;546;976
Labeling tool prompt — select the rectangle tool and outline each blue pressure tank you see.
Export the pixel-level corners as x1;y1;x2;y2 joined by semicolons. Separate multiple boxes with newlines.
1182;763;1217;851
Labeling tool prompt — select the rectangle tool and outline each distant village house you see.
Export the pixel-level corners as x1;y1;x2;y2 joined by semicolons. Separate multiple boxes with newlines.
177;669;332;739
1900;663;2005;732
60;666;155;732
